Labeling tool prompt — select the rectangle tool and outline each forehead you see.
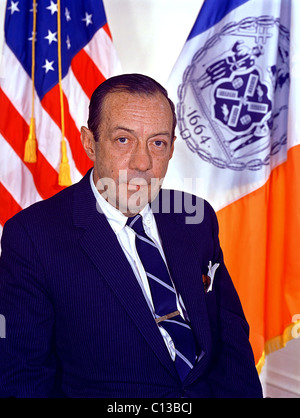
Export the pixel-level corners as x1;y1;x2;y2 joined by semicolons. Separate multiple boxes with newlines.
100;91;173;126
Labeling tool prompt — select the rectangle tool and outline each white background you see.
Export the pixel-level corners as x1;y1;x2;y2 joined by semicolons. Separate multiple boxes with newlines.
0;0;299;398
0;0;203;86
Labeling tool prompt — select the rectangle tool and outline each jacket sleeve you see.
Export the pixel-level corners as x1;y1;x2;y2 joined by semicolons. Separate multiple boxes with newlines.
205;203;263;398
0;216;59;398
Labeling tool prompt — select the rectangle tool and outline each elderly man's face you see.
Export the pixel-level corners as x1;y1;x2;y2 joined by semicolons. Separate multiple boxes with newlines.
81;91;176;215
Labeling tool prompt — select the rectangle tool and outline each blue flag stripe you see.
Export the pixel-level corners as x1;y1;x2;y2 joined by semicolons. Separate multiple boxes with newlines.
188;0;250;40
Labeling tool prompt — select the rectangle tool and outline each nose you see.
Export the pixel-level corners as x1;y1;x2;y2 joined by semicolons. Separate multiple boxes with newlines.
129;143;152;172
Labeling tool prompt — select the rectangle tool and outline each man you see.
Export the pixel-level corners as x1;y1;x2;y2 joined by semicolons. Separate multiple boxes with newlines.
0;74;262;398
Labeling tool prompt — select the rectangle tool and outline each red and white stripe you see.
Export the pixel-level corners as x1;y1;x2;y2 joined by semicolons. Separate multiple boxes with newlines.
0;24;121;229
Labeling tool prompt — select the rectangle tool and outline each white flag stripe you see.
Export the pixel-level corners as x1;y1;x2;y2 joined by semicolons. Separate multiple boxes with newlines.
1;45;63;167
1;44;33;121
61;67;90;131
2;45;83;184
166;0;294;211
84;27;122;79
33;99;82;184
0;134;43;209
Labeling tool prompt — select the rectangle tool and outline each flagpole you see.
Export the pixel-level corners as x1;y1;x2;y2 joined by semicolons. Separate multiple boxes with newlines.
57;0;71;186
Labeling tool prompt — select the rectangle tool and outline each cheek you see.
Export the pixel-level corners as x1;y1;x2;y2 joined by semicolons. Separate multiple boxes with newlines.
95;149;129;180
152;156;170;179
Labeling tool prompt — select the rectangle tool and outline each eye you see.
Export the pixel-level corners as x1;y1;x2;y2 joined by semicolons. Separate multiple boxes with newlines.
117;137;128;144
154;140;164;147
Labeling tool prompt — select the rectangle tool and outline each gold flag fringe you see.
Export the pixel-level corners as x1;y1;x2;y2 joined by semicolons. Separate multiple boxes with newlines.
58;140;71;186
24;0;72;187
57;0;71;186
256;320;300;374
24;117;37;163
24;0;37;163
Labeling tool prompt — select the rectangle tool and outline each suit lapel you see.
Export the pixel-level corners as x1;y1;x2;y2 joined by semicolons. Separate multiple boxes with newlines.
72;173;177;379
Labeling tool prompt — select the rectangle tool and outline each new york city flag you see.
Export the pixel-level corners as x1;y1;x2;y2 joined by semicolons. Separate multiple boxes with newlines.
165;0;300;369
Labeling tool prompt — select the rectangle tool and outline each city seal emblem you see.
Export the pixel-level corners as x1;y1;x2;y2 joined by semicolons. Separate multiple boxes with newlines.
177;16;290;171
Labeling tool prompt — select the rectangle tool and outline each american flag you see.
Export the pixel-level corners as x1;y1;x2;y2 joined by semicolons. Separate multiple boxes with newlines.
0;0;121;236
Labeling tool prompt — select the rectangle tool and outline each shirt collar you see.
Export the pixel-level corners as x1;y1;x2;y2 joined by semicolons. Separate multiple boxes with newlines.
89;169;153;234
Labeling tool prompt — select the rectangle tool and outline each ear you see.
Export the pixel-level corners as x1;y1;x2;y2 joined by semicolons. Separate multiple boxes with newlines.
169;136;176;160
81;126;96;162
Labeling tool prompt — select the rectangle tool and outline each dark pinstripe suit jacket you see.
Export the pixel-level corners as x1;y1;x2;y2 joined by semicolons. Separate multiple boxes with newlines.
0;170;262;398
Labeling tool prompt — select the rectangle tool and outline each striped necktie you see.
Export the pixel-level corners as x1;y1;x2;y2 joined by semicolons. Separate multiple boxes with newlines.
126;214;197;381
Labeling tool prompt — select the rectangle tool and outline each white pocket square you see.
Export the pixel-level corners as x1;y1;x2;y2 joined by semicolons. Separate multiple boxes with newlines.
202;261;220;293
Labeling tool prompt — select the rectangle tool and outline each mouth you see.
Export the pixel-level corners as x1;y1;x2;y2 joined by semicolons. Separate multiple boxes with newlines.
125;178;151;192
127;184;141;191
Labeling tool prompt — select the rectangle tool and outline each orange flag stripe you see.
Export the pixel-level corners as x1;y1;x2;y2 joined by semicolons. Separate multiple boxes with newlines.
217;144;300;366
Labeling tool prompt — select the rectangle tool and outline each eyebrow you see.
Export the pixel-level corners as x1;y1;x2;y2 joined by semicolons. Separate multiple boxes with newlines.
113;126;172;139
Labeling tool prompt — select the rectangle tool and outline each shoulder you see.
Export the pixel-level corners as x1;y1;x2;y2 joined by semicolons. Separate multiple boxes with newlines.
2;170;92;237
156;188;218;226
5;183;73;230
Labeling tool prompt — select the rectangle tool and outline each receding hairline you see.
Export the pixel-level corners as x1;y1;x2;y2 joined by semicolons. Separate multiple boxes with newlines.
87;74;177;142
101;88;173;112
97;90;175;141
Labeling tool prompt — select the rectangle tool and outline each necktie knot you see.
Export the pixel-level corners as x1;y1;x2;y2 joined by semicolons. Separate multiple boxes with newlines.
126;214;145;235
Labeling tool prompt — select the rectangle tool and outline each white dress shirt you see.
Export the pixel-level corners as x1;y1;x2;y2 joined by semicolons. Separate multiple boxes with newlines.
89;170;188;360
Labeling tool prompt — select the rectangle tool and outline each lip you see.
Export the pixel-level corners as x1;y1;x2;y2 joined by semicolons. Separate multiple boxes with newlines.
127;184;141;191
